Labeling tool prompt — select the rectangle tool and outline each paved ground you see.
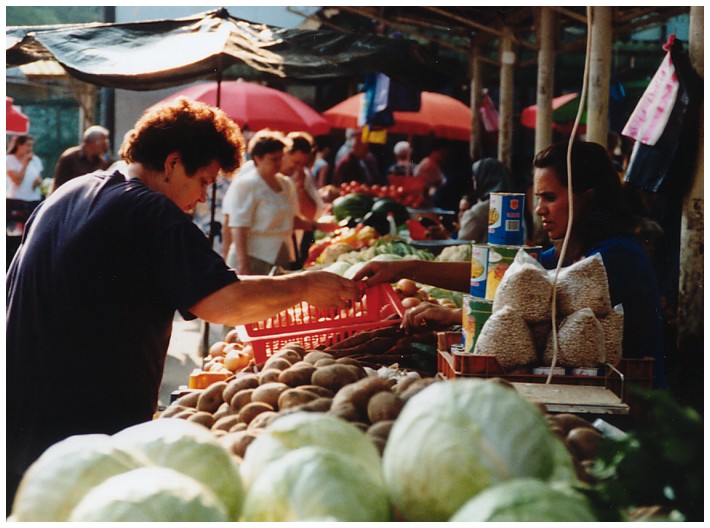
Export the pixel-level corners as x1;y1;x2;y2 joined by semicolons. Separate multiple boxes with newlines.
158;314;227;408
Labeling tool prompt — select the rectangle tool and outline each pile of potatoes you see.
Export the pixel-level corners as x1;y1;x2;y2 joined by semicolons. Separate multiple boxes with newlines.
546;412;605;484
158;341;439;459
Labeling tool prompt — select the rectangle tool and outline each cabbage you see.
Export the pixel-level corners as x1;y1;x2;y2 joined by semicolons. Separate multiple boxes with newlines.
240;412;382;488
68;467;228;522
241;446;391;521
382;378;573;521
11;434;149;521
450;478;598;521
112;418;244;520
323;261;352;276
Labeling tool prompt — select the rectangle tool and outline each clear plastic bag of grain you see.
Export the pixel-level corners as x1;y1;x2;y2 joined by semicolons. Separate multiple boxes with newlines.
552;253;612;317
598;304;624;366
542;307;606;368
528;319;553;357
473;304;537;370
493;249;552;323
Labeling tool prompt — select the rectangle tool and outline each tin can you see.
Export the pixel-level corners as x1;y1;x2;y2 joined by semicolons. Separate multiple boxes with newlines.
488;192;525;246
469;243;489;298
485;245;543;300
462;295;493;354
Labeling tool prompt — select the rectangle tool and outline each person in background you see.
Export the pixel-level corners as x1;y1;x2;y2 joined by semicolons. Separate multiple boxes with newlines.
6;134;44;268
53;125;111;192
226;130;336;276
457;158;514;243
333;133;376;186
386;140;416;177
6;98;360;505
414;137;449;201
311;137;332;189
352;141;667;389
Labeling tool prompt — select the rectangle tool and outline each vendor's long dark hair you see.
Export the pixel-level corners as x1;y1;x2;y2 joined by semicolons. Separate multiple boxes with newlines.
533;141;634;255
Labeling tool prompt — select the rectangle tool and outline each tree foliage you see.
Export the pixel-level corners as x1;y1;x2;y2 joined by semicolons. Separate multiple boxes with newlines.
7;6;105;26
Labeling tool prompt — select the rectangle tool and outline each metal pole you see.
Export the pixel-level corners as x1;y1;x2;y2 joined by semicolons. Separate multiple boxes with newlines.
534;7;555;155
587;6;612;145
469;34;483;162
498;27;515;169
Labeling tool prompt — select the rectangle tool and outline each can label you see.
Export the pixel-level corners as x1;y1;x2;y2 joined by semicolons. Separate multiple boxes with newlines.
485;245;543;300
469;244;489;298
462;295;493;353
488;192;525;246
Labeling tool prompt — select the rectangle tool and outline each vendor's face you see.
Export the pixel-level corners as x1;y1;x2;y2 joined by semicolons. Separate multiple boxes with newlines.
534;167;570;241
254;150;283;178
167;157;220;212
282;151;310;177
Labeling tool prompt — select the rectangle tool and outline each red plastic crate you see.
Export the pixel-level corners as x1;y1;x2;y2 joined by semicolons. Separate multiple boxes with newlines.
236;283;405;364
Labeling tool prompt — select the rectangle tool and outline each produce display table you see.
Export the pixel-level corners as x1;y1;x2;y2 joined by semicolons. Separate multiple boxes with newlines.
512;382;629;416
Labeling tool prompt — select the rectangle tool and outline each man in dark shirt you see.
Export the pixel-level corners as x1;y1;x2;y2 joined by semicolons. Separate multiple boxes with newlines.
52;125;111;191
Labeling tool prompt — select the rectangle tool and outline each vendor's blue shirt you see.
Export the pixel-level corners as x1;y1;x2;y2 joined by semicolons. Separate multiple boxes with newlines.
541;236;667;387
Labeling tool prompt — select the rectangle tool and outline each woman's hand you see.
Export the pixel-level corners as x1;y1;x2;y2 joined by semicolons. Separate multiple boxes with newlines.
401;302;462;333
302;270;361;311
350;260;413;287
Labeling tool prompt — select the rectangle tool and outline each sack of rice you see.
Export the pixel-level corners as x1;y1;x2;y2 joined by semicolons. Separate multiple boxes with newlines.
493;249;552;323
528;319;553;357
552;253;612;317
473;304;537;370
598;304;624;366
542;307;606;368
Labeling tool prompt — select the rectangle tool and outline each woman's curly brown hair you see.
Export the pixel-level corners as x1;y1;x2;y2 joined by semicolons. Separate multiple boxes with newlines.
120;97;244;175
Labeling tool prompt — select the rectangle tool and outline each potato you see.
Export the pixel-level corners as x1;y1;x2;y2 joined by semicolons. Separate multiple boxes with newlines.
224;328;241;344
280;342;306;358
278;363;317;387
228;422;247;434
311;364;360;392
251;382;290;409
298;396;333;413
159;404;189;418
222;374;259;404
212;402;232;421
238;401;274;425
368;434;387;456
263;356;292;372
331;376;393;414
278;387;320;410
187;411;216;429
340;363;367;380
335;357;364;367
174;391;201;408
173;408;197;420
329;400;365;423
211;429;227;439
212;414;242;432
303;350;334;365
229;388;255;412
209;341;228;358
219;430;258;459
367;419;395;440
392;375;420;396
550;413;597;435
298;384;336;399
270;349;303;365
367;391;404;423
258;368;282;384
314;357;337;367
567;427;603;461
399;377;440;401
247;410;279;430
196;381;228;413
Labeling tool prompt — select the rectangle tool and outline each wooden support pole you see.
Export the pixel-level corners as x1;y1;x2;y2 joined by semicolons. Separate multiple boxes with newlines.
676;5;704;407
498;27;515;169
535;7;556;156
469;38;483;161
587;6;612;145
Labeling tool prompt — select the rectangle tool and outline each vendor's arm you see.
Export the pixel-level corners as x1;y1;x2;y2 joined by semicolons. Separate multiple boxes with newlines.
293;216;338;233
233;226;251;275
221;214;233;262
7;155;30;187
402;302;462;333
351;259;470;293
189;270;361;326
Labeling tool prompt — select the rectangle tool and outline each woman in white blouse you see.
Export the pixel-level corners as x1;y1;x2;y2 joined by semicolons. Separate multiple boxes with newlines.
7;135;43;202
225;130;333;275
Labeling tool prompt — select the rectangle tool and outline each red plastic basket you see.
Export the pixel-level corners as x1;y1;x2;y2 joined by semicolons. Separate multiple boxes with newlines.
236;283;405;364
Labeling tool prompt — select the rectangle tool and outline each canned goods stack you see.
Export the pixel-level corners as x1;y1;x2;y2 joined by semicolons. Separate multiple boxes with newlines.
463;192;541;353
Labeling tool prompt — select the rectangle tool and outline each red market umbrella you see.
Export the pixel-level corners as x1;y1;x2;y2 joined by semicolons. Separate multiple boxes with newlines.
520;92;587;133
150;80;331;136
323;91;472;141
6;97;30;135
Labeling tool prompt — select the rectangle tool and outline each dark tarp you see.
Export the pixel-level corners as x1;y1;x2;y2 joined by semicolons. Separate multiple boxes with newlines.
6;8;457;90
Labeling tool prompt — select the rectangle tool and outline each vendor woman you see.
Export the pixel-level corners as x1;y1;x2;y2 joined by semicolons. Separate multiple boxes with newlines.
353;141;667;388
6;97;360;505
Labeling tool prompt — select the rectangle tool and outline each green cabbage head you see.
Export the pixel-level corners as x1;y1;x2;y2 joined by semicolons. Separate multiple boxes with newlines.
11;434;149;521
68;467;228;521
112;418;244;520
241;446;391;522
450;478;598;521
382;378;574;521
240;411;383;488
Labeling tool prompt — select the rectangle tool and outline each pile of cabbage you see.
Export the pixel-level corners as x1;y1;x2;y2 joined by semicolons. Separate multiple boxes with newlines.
10;378;600;522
